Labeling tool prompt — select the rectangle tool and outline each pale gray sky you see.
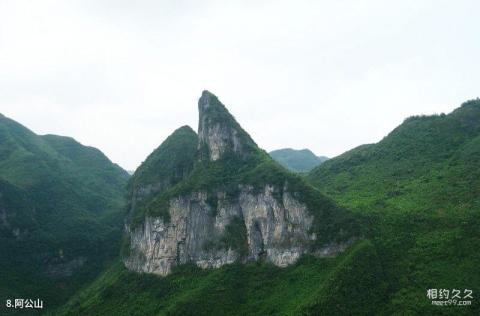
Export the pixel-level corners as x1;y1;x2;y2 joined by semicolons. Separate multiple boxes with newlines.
1;0;479;170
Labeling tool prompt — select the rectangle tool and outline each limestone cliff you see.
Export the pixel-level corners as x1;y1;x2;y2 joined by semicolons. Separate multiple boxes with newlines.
197;90;257;161
123;91;357;276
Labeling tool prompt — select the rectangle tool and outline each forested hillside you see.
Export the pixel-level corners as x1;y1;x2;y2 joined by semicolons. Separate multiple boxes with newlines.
308;100;480;314
0;113;129;314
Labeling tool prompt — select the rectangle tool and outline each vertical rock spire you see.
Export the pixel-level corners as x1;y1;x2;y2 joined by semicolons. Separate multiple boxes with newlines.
197;90;257;161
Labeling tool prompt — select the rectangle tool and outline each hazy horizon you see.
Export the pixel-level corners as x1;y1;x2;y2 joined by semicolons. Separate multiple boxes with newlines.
1;0;479;170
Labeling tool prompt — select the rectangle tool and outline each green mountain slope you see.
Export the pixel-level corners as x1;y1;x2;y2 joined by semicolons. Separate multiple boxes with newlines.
0;113;129;314
308;99;480;314
269;148;328;173
130;126;198;188
52;240;384;316
123;125;199;249
126;125;198;218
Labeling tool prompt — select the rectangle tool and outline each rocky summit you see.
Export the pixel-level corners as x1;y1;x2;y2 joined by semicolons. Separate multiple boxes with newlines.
197;90;257;161
123;91;357;276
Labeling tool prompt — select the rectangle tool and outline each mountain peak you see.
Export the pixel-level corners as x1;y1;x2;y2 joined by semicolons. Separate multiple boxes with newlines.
269;148;328;173
197;90;228;120
198;90;216;109
197;90;257;161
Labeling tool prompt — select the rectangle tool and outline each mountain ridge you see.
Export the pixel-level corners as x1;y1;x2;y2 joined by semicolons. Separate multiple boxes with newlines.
307;99;480;314
269;148;328;172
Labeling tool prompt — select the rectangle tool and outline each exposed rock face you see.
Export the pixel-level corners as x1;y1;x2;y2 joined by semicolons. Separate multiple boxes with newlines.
124;185;315;276
198;90;253;161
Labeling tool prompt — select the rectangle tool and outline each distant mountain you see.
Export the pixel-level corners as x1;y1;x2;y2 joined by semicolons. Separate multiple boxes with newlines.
308;99;480;314
0;113;129;313
269;148;328;172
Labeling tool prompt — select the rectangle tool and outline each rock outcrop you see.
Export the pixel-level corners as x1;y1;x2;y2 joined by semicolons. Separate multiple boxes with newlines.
123;91;356;276
197;90;257;161
124;185;315;275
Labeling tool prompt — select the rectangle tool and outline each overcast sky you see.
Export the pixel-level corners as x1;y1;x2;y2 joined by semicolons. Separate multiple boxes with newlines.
1;0;479;170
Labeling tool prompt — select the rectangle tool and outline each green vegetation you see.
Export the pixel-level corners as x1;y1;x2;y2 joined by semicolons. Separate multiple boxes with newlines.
126;126;198;225
307;99;480;314
0;113;129;315
269;148;328;173
129;126;198;190
6;95;478;315
197;91;260;161
220;216;248;257
129;95;358;248
133;150;358;246
299;240;385;315
51;240;385;316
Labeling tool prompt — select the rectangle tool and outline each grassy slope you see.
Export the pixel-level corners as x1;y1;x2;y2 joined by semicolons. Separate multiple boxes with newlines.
269;148;327;173
129;126;198;190
0;114;129;314
308;100;480;315
52;240;384;316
